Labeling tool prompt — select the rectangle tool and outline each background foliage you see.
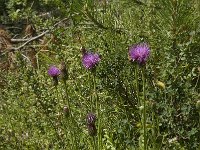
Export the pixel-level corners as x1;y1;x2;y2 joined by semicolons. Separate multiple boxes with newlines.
0;0;200;149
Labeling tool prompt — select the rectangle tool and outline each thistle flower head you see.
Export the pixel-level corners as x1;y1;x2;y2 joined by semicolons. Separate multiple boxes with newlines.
86;113;96;125
129;43;150;65
82;50;101;69
48;66;60;77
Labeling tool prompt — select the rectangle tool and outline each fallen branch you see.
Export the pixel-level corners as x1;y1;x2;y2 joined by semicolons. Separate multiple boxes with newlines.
9;30;49;51
7;17;69;51
11;34;35;43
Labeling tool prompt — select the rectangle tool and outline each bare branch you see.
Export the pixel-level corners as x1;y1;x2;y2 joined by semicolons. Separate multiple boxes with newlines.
11;37;39;43
7;17;69;51
9;30;49;51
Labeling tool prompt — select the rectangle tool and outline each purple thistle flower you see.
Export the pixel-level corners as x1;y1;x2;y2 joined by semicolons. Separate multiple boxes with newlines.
48;66;60;77
82;51;101;69
86;113;96;125
129;43;150;65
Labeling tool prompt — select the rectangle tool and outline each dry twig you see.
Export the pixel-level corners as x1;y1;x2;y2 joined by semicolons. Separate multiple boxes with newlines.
7;18;69;51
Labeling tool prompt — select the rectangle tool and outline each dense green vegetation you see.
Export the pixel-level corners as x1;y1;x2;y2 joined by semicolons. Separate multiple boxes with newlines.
0;0;200;149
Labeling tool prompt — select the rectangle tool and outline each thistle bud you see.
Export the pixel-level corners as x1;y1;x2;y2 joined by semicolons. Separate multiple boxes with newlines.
63;106;70;118
139;105;144;111
156;80;165;89
86;113;96;125
60;62;68;82
87;124;97;136
81;46;86;54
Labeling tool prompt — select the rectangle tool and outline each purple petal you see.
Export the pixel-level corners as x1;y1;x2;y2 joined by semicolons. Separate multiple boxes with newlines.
129;43;150;65
82;52;101;69
48;66;60;77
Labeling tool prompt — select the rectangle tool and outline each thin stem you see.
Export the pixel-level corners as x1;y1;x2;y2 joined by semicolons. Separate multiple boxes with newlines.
93;72;101;150
142;67;147;150
63;81;71;115
55;86;59;104
47;114;64;146
64;118;72;149
152;111;156;149
199;112;200;137
135;65;140;105
63;81;76;149
92;136;97;150
89;72;94;112
50;87;65;147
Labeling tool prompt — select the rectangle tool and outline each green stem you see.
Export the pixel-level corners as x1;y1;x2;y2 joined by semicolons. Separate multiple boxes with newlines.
93;72;101;150
48;115;64;146
92;136;97;150
199;112;200;138
63;81;76;149
135;65;140;105
63;81;71;116
152;111;156;149
64;118;72;149
50;87;65;147
89;72;94;112
55;86;59;105
142;67;147;150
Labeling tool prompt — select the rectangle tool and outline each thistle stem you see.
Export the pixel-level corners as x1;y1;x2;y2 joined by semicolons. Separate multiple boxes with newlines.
89;72;94;112
92;136;97;150
55;86;59;104
152;111;156;149
63;81;71;117
54;86;66;147
135;65;140;105
63;81;77;149
142;67;147;150
93;72;101;150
